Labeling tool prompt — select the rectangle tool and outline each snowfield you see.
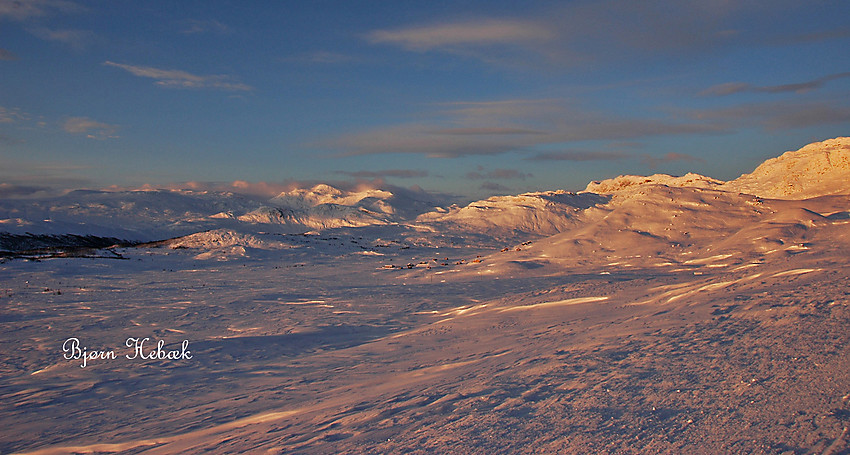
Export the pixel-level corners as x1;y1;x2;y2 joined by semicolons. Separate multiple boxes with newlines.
2;138;850;454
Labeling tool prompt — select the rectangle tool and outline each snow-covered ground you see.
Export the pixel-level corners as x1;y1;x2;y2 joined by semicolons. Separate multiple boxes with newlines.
1;138;850;454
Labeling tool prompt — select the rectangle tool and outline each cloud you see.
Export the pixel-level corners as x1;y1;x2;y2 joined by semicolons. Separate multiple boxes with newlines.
364;2;843;70
0;48;17;60
328;123;530;158
335;169;428;179
0;0;80;21
0;106;28;123
778;26;850;45
366;18;553;51
29;27;94;50
327;98;722;158
690;100;850;131
526;150;630;161
0;183;56;198
702;72;850;96
640;152;704;168
0;161;92;196
478;182;512;192
431;127;547;135
307;51;355;64
181;19;229;35
465;168;532;180
0;133;22;145
100;180;293;199
63;117;118;139
103;61;253;91
99;179;457;206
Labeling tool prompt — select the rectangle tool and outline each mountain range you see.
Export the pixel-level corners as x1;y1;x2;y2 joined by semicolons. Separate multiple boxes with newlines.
1;137;848;256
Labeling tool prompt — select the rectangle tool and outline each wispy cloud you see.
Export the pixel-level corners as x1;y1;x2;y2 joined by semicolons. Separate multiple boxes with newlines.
365;2;836;69
180;19;229;35
777;26;850;45
335;169;428;179
0;160;92;197
526;150;630;162
690;100;850;131
465;168;532;180
29;27;94;50
0;48;18;60
0;183;56;198
328;123;530;158
328;98;720;158
366;18;553;51
0;133;22;145
0;106;28;123
0;0;80;21
103;61;253;91
63;116;118;139
640;152;704;168
307;51;354;64
478;182;512;192
702;72;850;96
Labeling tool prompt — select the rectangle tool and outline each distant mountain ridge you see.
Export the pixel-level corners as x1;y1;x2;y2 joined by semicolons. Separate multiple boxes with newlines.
1;137;848;248
583;137;850;199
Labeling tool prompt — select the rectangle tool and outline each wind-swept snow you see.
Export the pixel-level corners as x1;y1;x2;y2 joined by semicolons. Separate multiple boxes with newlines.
2;137;850;454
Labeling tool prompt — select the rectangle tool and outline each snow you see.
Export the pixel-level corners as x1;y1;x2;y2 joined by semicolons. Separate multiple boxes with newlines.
724;136;850;199
2;137;850;453
584;172;725;193
416;190;609;238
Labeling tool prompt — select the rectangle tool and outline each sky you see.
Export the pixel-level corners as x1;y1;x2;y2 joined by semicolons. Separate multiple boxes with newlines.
2;0;850;201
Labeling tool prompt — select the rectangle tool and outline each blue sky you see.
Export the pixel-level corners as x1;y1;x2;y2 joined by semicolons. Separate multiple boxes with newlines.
2;0;849;201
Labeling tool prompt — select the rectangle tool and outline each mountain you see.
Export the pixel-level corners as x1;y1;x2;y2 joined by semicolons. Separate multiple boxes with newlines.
463;184;850;275
584;172;724;193
0;189;263;240
0;183;443;242
2;137;849;254
415;190;609;239
723;137;850;199
439;136;850;275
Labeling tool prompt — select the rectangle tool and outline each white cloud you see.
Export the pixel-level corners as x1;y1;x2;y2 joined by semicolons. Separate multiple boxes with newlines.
0;0;80;21
364;2;834;69
63;117;118;139
29;27;94;50
367;19;553;51
103;61;253;91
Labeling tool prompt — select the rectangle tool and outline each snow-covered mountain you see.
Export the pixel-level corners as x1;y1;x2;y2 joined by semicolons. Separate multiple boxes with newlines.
0;183;444;243
2;137;849;255
723;136;850;199
434;136;850;274
0;189;264;240
584;172;724;193
415;190;609;238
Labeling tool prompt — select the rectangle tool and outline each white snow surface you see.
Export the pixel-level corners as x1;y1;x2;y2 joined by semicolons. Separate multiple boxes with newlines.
3;137;850;453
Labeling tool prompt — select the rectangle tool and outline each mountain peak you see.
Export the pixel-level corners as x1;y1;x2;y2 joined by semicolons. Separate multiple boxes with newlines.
724;137;850;199
584;172;724;194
